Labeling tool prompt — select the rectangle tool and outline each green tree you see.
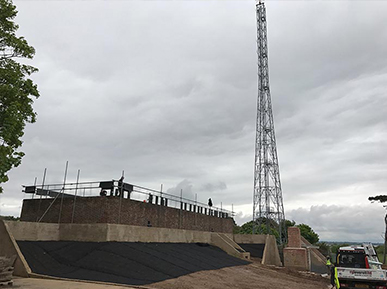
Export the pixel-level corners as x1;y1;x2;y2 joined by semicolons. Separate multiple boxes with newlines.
236;220;280;239
0;0;39;193
284;219;296;232
317;241;330;256
297;223;319;244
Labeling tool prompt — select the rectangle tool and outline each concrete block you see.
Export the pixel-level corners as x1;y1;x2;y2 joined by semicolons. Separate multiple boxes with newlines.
283;247;308;271
262;235;282;266
287;227;301;248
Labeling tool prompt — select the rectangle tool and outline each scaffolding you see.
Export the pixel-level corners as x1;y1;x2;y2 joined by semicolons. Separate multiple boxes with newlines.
23;179;234;224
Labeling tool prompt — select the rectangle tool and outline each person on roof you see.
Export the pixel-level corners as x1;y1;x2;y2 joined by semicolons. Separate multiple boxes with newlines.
116;176;124;197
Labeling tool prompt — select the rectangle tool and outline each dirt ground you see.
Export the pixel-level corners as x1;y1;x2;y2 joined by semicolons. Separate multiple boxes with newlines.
152;262;330;289
10;261;330;289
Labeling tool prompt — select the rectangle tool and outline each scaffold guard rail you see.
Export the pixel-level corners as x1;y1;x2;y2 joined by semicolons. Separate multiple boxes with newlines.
22;180;234;219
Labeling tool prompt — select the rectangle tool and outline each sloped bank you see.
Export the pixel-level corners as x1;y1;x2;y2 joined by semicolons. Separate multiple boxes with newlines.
17;241;249;285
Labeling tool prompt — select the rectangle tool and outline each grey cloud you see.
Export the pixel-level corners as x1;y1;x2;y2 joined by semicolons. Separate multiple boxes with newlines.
200;182;227;192
287;205;386;242
234;212;252;227
166;179;195;201
1;1;386;244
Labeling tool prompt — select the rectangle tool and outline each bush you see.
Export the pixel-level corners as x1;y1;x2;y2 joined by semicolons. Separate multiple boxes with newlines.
297;224;319;244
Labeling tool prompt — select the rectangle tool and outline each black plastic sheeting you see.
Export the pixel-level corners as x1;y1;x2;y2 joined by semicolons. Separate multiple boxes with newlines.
238;244;265;258
17;241;250;285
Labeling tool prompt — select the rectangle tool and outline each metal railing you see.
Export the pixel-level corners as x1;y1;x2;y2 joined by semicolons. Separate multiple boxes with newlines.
23;180;234;223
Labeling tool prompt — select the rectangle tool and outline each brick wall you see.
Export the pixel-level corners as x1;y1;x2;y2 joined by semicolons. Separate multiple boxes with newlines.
20;197;233;234
287;227;302;248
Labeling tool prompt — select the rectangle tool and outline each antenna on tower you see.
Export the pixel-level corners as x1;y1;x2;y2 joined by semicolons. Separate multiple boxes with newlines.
253;1;286;244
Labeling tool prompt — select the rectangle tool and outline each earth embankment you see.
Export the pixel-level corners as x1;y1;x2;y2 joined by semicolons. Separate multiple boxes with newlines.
17;241;249;285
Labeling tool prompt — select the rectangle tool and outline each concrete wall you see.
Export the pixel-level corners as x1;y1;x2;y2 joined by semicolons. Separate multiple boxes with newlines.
5;221;232;244
5;221;59;241
0;220;30;277
59;224;108;242
10;222;279;247
233;234;266;244
3;221;285;271
20;197;233;234
107;224;220;243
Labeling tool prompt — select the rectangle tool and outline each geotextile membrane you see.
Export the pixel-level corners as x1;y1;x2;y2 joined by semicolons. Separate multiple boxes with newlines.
17;241;249;285
238;244;265;258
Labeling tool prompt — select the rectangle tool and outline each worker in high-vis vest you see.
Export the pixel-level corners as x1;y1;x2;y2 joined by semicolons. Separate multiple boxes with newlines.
332;265;340;289
326;256;340;288
326;256;332;269
329;264;340;289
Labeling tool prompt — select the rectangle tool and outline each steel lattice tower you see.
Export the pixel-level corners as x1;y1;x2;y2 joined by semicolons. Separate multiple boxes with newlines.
253;1;286;243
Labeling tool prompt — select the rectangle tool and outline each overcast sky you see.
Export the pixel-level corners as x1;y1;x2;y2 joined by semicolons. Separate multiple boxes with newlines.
1;0;387;243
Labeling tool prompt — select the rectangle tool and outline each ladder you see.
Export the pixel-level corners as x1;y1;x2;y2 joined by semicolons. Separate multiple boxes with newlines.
363;243;382;268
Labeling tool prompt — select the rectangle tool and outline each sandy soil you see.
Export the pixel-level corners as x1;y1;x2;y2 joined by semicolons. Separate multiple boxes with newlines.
152;262;330;289
11;278;136;289
11;261;330;289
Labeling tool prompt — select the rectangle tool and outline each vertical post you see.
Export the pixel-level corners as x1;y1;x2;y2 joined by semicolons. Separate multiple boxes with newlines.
118;170;124;224
31;177;37;199
58;161;69;223
179;189;183;229
36;168;47;222
71;169;80;224
157;184;163;226
195;193;197;226
384;213;387;264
